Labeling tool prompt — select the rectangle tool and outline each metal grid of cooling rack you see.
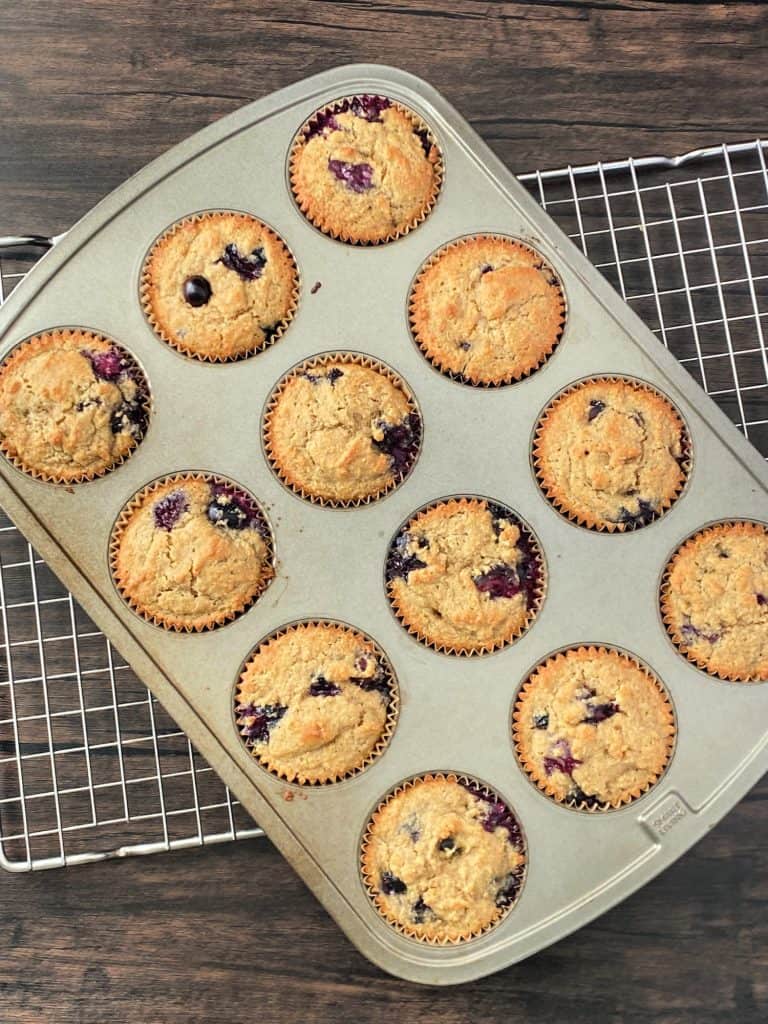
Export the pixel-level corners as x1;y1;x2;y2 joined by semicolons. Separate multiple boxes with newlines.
1;139;766;872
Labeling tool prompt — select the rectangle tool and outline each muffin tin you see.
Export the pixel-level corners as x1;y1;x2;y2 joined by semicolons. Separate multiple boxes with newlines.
0;64;766;983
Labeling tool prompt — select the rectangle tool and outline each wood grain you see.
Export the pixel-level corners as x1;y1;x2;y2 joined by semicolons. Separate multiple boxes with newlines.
1;1;767;1021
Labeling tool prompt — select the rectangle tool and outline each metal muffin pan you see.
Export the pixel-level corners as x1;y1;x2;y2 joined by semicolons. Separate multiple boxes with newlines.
0;64;766;985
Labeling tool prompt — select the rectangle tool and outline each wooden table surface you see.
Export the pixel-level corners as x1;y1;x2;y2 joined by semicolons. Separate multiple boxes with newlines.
1;2;767;1021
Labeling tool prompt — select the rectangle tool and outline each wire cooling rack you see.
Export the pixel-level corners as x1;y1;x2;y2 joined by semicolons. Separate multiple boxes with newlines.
1;139;766;872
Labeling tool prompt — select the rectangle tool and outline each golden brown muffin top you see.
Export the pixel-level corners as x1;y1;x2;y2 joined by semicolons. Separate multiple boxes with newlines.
662;521;768;682
236;621;396;784
0;330;148;483
362;775;525;943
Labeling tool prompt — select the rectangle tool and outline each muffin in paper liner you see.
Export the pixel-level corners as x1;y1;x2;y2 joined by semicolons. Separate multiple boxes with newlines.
385;496;545;656
512;645;676;811
110;472;274;632
262;352;422;508
408;234;566;387
139;210;299;363
360;772;527;944
288;94;443;245
0;329;150;485
660;520;768;683
532;376;691;532
234;620;399;785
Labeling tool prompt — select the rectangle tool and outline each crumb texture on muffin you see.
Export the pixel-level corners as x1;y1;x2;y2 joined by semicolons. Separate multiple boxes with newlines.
513;647;675;808
264;355;420;505
235;621;396;784
290;96;441;244
410;236;565;385
662;521;768;682
534;377;689;531
361;774;525;943
0;330;149;483
111;475;272;631
386;497;543;654
141;211;298;361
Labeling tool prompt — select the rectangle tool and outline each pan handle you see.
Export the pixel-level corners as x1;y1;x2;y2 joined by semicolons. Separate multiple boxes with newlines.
0;235;56;256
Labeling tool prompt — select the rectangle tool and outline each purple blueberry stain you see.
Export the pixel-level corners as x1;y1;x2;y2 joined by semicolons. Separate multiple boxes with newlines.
400;816;421;843
615;499;656;528
480;263;494;274
207;483;264;533
236;702;288;744
458;340;472;351
543;739;582;777
217;243;267;281
372;412;421;477
305;109;341;139
473;563;522;600
308;674;341;697
386;531;428;581
182;275;212;307
568;784;603;809
110;397;148;438
681;618;720;644
588;399;606;422
582;701;621;725
461;781;523;848
350;94;391;121
152;490;189;531
411;896;431;924
350;665;391;701
380;871;407;896
437;836;457;854
533;712;549;730
327;367;344;385
82;346;130;382
414;126;433;158
495;870;524;908
757;593;767;606
328;158;374;193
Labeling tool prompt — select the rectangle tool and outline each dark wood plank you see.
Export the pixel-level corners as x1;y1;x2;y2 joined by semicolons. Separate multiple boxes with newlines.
1;1;767;1020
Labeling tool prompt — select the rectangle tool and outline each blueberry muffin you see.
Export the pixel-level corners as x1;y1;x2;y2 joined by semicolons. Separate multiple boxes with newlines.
534;377;689;531
0;330;149;483
409;236;566;386
513;646;675;808
111;474;273;631
140;211;298;361
361;773;526;943
290;95;442;244
386;497;543;655
661;521;768;682
263;355;421;506
235;621;397;784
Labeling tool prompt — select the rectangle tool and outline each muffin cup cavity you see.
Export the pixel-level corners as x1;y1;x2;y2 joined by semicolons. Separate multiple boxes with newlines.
512;645;676;811
360;771;527;944
660;520;768;683
288;95;443;245
139;210;299;363
408;235;567;388
109;471;275;632
0;329;151;485
262;352;423;508
233;619;399;785
532;375;692;533
385;496;546;657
